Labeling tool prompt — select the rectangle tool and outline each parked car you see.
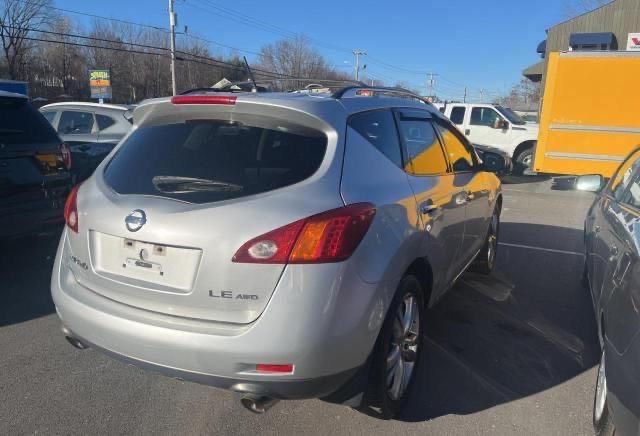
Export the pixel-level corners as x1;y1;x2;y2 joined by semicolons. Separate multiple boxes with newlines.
580;147;640;436
435;103;539;174
40;102;132;181
0;91;72;238
51;87;505;418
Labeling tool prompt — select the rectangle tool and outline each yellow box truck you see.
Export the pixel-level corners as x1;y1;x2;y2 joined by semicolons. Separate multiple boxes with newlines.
534;51;640;177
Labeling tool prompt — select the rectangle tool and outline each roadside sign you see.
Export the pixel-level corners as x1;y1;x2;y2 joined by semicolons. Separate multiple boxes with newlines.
89;69;112;100
627;33;640;51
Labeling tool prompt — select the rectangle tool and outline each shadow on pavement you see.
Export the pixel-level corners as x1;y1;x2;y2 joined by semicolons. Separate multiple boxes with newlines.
398;222;599;422
0;231;61;326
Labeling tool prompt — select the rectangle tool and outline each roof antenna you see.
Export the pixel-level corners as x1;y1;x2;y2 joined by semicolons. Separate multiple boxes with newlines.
243;56;258;93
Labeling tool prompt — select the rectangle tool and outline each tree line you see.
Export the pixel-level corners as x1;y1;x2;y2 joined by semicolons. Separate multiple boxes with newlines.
0;0;351;103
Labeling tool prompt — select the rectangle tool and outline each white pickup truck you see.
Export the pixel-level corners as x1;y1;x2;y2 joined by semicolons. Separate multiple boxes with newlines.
435;103;538;173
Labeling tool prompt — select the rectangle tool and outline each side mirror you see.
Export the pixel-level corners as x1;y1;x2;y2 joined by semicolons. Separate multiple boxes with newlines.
481;151;507;173
576;174;605;192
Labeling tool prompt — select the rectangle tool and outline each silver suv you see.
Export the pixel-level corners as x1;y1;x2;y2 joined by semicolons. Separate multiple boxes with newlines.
51;87;504;418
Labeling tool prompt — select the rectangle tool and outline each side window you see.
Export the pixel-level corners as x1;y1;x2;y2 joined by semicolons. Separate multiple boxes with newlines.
349;110;402;168
96;114;116;131
41;111;56;125
58;111;94;135
434;121;475;172
470;107;500;127
610;151;640;201
449;106;466;125
623;172;640;209
397;118;448;175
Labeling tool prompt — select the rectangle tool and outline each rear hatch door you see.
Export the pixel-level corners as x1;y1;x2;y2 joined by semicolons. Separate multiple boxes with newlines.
67;100;342;324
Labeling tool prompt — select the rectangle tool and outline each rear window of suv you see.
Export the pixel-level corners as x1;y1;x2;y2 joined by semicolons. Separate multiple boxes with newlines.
0;97;59;145
104;120;327;204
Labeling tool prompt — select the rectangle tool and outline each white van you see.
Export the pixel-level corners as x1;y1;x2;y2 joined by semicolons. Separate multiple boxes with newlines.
435;103;538;172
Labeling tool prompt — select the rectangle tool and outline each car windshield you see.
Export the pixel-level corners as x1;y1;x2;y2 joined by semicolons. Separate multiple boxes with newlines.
495;105;526;125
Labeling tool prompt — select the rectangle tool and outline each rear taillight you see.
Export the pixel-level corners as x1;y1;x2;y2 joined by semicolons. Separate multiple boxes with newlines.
59;143;71;170
171;95;237;105
232;203;376;264
63;184;80;233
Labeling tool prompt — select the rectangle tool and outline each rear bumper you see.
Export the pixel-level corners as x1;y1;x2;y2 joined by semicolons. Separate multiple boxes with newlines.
52;230;386;399
62;327;358;399
0;175;70;238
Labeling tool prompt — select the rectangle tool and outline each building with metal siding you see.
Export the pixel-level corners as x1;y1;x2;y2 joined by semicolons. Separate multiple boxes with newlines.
523;0;640;82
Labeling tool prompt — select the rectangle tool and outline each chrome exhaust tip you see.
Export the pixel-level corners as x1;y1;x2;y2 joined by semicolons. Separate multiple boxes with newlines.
240;395;280;414
61;326;89;350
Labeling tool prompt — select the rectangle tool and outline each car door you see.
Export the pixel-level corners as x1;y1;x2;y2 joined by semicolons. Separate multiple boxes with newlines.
465;106;511;151
394;109;466;293
434;118;492;270
588;150;640;309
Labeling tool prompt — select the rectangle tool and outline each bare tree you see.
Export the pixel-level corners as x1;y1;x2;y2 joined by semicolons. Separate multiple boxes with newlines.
258;35;349;90
0;0;55;79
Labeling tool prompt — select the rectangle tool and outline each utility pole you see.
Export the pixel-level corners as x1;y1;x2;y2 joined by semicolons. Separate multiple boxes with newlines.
427;72;438;98
352;49;366;81
479;88;485;102
463;86;468;103
169;0;177;96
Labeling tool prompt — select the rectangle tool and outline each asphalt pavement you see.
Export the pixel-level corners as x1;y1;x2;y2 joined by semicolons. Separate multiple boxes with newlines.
0;175;601;435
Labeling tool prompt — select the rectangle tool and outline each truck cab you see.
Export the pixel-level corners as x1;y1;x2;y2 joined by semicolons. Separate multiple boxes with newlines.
436;103;538;173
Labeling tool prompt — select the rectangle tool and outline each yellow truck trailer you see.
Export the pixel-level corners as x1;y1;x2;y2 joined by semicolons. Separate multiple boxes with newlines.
534;51;640;177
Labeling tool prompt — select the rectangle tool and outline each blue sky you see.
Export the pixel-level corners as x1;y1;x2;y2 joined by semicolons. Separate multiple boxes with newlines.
56;0;569;100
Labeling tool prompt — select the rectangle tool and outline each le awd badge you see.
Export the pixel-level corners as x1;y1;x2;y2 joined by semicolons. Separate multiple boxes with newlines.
209;290;258;300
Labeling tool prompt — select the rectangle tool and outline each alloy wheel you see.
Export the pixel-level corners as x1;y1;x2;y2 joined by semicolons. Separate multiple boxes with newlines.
594;350;608;422
386;293;420;401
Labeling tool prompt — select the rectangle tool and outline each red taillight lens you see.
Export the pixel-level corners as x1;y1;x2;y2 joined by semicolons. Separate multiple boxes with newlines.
256;364;294;374
232;203;376;264
171;95;237;105
59;143;71;170
63;184;80;233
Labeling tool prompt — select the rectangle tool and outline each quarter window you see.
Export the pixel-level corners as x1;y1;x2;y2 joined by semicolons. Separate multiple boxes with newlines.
470;107;500;127
434;121;475;172
58;111;94;134
349;110;402;168
41;111;56;125
449;106;466;125
96;114;116;130
397;118;448;175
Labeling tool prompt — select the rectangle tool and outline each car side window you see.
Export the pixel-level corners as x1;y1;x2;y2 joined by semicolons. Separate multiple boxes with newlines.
470;107;500;127
58;111;94;135
42;111;56;125
396;117;448;176
623;172;640;209
96;114;116;131
349;110;402;168
449;106;466;125
434;121;476;172
609;151;640;201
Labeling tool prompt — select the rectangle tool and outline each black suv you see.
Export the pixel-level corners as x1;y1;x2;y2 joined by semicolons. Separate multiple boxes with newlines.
0;91;72;238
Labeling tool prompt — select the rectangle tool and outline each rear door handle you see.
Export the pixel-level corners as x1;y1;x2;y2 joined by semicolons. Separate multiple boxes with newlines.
465;129;471;136
419;202;440;215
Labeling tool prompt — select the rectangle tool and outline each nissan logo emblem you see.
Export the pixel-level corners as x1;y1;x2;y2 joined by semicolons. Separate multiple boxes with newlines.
125;209;147;232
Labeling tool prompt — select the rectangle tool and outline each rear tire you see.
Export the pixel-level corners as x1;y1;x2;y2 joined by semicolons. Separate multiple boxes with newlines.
514;147;534;175
593;349;616;436
364;275;424;419
472;207;499;275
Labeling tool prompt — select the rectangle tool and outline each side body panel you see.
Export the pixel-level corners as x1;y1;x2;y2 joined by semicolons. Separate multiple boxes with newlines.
535;52;640;177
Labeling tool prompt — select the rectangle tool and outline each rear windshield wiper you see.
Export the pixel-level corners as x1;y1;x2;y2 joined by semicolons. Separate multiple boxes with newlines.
152;176;243;194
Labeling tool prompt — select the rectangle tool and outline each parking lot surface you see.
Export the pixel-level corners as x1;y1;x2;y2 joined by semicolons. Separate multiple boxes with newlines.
1;176;601;435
